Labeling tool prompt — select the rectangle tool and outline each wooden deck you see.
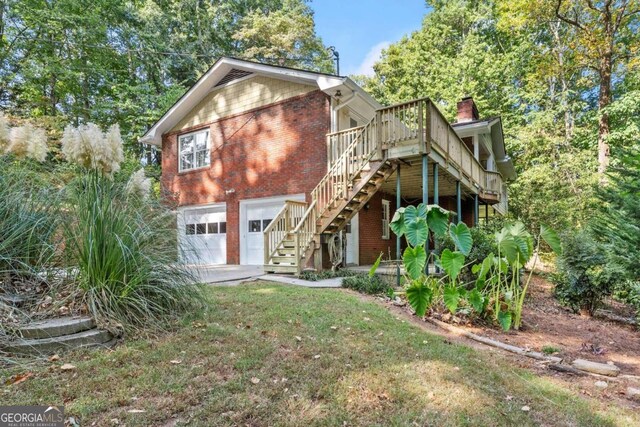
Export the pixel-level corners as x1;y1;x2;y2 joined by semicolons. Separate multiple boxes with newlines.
264;97;507;273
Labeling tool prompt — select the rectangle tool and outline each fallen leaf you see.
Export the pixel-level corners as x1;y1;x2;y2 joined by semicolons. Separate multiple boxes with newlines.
48;354;60;362
7;372;32;386
505;395;513;401
330;326;338;331
127;409;146;413
60;364;76;371
170;360;182;365
295;336;302;342
250;377;260;384
521;405;530;412
313;354;321;359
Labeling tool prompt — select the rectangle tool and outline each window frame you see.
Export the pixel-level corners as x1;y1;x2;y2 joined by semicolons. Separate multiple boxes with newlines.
178;128;211;172
381;200;391;240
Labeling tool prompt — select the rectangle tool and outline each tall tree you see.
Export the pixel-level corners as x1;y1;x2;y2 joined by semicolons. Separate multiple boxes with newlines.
554;0;640;174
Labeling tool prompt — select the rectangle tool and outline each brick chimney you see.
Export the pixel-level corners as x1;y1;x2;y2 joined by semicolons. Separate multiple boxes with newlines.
456;96;479;123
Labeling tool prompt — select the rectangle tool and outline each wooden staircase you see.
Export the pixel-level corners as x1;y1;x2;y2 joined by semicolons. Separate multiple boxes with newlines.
264;97;506;274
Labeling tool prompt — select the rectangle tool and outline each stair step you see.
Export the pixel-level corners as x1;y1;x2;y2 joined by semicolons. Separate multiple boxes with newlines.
3;329;114;355
13;316;95;339
271;255;296;264
264;264;298;274
276;247;296;255
281;240;295;248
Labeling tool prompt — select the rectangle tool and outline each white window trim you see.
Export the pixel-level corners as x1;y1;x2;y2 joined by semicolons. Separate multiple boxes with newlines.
178;128;211;172
382;200;390;240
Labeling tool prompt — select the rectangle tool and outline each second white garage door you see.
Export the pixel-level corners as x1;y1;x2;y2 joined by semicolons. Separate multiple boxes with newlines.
240;194;305;265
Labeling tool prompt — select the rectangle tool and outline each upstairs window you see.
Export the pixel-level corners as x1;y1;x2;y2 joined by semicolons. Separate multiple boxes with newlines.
179;129;210;172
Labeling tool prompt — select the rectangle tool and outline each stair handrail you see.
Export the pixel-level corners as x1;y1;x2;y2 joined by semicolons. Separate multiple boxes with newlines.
263;200;308;265
291;200;317;273
311;119;378;220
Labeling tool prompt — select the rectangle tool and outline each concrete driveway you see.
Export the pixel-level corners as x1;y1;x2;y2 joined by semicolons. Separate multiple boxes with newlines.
192;264;264;284
191;264;341;288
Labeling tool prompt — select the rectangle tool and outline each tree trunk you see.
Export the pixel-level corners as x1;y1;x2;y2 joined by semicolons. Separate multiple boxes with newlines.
597;53;612;175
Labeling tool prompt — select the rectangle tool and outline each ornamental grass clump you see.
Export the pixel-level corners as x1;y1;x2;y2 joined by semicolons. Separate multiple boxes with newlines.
61;124;202;331
0;114;49;161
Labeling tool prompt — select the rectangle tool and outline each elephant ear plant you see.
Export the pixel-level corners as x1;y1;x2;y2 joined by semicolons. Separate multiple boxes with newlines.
476;222;562;331
377;203;475;317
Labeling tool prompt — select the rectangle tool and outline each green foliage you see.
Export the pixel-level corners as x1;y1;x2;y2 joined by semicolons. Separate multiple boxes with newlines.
542;345;561;355
299;269;357;281
341;273;391;295
403;246;427;280
552;230;616;315
405;279;434;317
0;160;60;278
64;170;203;330
439;249;465;280
1;0;332;158
448;222;473;256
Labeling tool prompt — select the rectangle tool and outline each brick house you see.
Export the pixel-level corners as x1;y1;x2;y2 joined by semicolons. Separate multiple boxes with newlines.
140;57;515;272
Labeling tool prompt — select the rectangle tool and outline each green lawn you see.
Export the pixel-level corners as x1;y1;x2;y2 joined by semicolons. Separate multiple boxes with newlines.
2;282;637;426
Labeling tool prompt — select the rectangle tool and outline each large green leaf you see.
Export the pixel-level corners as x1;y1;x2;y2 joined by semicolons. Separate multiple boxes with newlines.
498;311;512;331
405;218;429;247
467;288;485;313
390;208;406;237
449;222;473;255
495;228;519;265
404;203;428;224
425;205;450;237
369;252;383;278
439;249;465;279
403;245;427;280
540;224;562;255
443;285;460;314
406;279;433;317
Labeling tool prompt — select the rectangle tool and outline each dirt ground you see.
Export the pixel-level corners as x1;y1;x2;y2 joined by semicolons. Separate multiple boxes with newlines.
366;275;640;410
463;275;640;376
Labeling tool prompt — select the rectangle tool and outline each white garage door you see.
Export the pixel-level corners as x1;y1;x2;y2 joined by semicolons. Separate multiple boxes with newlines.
240;194;305;265
179;204;227;265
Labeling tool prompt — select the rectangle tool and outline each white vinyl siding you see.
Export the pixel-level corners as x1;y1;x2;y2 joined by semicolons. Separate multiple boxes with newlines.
179;129;210;172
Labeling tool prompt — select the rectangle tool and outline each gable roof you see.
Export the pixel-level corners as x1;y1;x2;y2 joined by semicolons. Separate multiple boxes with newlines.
139;57;381;146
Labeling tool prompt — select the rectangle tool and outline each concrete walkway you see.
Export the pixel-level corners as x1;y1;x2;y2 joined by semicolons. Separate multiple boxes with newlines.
193;264;341;288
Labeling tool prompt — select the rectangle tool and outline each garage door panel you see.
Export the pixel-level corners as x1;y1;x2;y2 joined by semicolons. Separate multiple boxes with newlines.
179;204;226;265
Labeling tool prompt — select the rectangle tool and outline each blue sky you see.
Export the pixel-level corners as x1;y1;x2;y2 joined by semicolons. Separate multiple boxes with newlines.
311;0;428;76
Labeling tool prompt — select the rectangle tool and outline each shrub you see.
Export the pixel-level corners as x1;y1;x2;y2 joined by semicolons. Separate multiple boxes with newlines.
0;160;59;284
341;273;391;295
552;230;617;315
299;269;357;281
63;170;203;331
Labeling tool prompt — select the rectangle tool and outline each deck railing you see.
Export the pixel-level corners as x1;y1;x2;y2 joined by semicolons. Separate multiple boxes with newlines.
263;200;308;265
292;201;317;273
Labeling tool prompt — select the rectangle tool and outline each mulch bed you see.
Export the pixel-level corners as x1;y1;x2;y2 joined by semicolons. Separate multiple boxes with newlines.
461;275;640;376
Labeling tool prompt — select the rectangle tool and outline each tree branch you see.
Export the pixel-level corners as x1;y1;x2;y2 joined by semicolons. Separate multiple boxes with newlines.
555;0;586;31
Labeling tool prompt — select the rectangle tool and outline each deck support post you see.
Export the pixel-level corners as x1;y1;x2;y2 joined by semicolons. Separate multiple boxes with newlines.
474;194;479;227
456;181;462;224
433;163;439;205
422;154;429;275
485;202;490;223
433;162;439;273
396;165;401;287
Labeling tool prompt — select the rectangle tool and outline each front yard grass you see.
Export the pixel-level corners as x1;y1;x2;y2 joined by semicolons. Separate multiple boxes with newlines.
2;282;638;426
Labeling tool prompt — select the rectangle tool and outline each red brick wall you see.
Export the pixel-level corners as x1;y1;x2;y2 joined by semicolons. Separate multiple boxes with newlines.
358;192;398;265
357;194;477;265
161;90;331;264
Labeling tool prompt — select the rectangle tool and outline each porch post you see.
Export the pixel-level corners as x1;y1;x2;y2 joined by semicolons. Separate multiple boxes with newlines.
474;194;479;227
433;162;439;273
456;181;462;224
422;154;429;275
396;165;402;287
485;202;489;222
433;163;439;204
